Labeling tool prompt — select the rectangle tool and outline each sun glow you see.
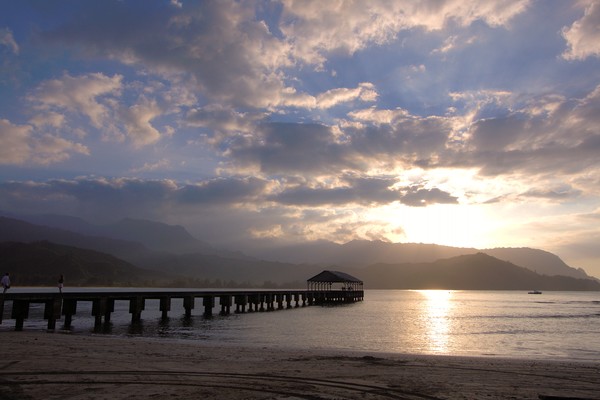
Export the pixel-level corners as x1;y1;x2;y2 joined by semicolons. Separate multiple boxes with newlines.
369;202;493;249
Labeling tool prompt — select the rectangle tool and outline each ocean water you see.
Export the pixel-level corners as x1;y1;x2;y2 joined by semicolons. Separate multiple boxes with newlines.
3;290;600;361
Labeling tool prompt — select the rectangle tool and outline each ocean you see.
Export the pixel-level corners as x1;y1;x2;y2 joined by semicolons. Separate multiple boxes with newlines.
3;289;600;361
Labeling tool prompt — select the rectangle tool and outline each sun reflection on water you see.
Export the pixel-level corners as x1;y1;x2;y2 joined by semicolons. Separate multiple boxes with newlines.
417;290;453;353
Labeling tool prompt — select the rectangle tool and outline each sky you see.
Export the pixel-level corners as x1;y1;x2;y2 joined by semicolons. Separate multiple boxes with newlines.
1;1;600;277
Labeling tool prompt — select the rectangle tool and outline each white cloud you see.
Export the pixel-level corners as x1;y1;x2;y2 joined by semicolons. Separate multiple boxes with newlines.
348;107;410;125
562;1;600;60
130;158;171;174
29;112;66;129
0;119;32;164
29;72;122;129
119;96;163;148
0;119;89;165
31;134;90;164
316;83;378;109
281;0;530;65
0;27;19;54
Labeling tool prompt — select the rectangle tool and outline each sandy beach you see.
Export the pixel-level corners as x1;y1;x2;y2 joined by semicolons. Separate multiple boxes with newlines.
0;331;598;400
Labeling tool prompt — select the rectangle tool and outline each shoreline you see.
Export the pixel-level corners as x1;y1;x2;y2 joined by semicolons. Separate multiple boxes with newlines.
1;331;599;399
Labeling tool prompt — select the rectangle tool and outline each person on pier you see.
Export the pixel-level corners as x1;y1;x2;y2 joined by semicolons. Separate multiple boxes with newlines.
1;272;10;293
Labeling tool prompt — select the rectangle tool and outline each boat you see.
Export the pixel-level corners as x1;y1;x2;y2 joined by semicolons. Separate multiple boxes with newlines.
528;290;542;294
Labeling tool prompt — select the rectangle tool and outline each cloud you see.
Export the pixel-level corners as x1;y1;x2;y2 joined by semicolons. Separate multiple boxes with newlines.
185;104;265;142
0;119;32;164
316;83;378;109
38;0;530;114
0;178;178;222
519;187;582;201
400;186;459;207
0;27;19;54
562;1;600;60
119;96;163;148
268;176;400;206
129;158;171;174
0;119;89;165
459;85;600;176
280;0;530;65
28;72;122;129
226;122;356;175
42;1;298;109
178;177;268;205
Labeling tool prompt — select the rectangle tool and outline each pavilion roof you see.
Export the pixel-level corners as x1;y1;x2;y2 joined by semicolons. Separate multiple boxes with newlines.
307;270;362;283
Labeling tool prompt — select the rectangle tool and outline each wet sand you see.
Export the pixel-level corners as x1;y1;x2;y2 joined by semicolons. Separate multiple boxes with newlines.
0;331;598;399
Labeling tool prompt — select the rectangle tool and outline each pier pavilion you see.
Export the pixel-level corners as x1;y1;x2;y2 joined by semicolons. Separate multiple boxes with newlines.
307;270;364;303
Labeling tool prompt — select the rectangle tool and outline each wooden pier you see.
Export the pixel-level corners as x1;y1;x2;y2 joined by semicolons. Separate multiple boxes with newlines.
0;288;364;331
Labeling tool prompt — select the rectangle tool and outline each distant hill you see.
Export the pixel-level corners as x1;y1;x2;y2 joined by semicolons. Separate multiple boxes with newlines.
247;239;593;280
100;218;212;254
482;247;592;280
247;239;476;266
5;213;225;256
360;253;600;290
0;216;152;262
1;214;597;289
0;241;167;286
0;216;319;287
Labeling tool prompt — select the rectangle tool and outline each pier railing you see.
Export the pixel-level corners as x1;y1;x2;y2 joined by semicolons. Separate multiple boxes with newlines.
0;289;364;331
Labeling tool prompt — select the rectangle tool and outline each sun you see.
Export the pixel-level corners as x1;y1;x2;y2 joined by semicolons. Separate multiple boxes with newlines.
369;202;493;249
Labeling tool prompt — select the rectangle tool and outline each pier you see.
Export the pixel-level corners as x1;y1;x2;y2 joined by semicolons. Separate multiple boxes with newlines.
0;288;364;331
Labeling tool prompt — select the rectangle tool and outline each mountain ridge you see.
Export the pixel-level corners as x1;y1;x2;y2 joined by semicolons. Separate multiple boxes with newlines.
0;214;597;288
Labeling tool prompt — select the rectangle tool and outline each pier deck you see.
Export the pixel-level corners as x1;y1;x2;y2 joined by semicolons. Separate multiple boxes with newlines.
0;289;364;331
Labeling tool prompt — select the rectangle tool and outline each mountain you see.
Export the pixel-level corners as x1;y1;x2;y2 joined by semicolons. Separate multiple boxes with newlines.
1;214;597;289
482;247;593;280
0;216;318;286
0;216;152;262
360;253;600;290
248;239;593;280
247;239;475;265
4;213;221;255
0;241;167;286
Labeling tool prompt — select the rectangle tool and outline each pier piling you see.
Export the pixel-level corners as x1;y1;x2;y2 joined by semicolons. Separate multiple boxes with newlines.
203;296;214;317
62;299;77;329
44;298;62;330
183;296;195;318
11;300;29;331
159;297;171;319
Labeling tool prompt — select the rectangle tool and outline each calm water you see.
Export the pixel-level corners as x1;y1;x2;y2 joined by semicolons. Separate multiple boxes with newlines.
3;290;600;361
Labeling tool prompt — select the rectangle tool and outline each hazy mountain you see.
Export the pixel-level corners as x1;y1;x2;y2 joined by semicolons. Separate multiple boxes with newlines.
0;216;318;286
4;212;223;256
247;239;475;265
1;215;597;289
248;239;593;280
360;253;600;290
482;247;592;280
0;216;150;261
0;241;167;286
